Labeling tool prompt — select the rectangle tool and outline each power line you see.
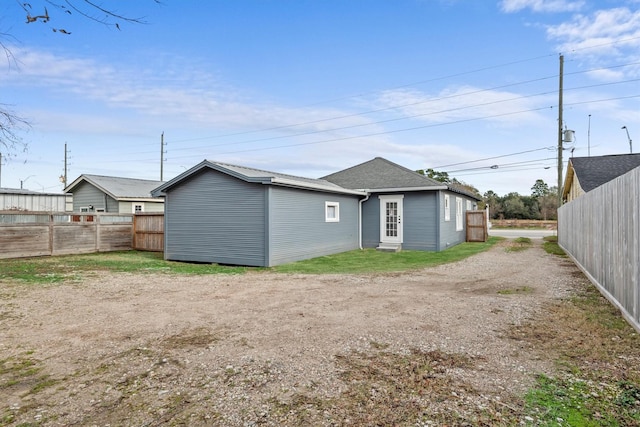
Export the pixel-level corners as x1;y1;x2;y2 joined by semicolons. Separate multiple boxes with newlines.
432;147;555;169
164;60;640;149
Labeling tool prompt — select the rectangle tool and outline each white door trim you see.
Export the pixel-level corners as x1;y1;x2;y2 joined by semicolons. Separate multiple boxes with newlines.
379;195;404;244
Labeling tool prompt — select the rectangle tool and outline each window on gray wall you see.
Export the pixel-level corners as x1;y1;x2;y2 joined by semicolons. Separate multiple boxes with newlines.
325;201;340;222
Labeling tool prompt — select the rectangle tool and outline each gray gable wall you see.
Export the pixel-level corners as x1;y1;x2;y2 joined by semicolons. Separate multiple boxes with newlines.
163;169;267;266
571;153;640;192
71;181;118;212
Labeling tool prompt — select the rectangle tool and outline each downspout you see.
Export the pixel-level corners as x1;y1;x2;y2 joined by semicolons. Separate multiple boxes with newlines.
358;192;370;249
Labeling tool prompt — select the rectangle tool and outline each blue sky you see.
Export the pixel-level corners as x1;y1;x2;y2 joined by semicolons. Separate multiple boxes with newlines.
0;0;638;196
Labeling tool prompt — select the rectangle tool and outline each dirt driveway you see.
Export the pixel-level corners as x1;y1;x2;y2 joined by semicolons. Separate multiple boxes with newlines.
0;240;582;426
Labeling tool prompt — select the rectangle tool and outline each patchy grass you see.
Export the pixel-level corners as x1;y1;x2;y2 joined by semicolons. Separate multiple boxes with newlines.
542;235;567;257
505;237;533;252
0;251;251;284
274;237;501;274
510;274;640;426
498;286;534;295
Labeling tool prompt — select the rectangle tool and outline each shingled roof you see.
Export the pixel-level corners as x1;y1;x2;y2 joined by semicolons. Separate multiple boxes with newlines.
322;157;481;200
322;157;443;189
567;153;640;193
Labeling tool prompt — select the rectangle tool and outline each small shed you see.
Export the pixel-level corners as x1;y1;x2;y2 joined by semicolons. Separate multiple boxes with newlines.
152;160;366;267
65;174;165;214
0;188;71;212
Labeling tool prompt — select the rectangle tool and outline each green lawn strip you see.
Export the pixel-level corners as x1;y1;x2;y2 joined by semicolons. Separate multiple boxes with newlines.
274;237;501;274
0;251;249;284
0;238;501;282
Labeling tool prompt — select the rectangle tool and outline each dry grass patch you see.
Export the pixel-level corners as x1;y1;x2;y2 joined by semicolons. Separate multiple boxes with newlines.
268;348;522;426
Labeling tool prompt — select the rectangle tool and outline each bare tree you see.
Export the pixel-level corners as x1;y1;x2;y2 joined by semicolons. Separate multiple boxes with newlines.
0;1;161;156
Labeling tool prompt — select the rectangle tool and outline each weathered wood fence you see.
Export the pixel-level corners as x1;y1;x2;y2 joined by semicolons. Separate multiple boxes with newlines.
133;213;164;252
0;212;164;259
558;166;640;333
466;210;488;242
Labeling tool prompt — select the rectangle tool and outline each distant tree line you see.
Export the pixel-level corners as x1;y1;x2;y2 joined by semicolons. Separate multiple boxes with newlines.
417;169;558;220
483;179;558;220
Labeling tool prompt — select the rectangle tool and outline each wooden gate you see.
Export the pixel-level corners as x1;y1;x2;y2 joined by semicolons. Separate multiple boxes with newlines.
466;210;488;242
133;213;164;251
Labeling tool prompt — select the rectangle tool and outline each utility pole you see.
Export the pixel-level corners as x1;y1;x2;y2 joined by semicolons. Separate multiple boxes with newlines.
557;54;564;207
59;143;69;188
160;132;165;181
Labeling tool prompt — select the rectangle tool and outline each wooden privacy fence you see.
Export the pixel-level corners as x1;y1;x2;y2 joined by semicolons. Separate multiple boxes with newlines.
466;210;488;242
558;166;640;333
0;212;165;259
133;213;164;252
0;212;133;259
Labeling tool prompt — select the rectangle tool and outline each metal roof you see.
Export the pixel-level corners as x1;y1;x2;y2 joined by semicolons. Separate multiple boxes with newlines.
65;174;165;200
152;160;367;196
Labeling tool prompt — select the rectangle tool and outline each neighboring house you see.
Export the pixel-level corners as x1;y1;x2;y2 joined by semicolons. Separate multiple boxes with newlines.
562;153;640;202
152;157;482;267
0;188;72;212
151;160;366;267
322;157;481;252
65;174;165;213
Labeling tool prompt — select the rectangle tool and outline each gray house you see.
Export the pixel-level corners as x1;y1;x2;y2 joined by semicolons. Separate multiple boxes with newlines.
65;174;165;213
152;158;482;267
151;160;366;267
323;157;481;251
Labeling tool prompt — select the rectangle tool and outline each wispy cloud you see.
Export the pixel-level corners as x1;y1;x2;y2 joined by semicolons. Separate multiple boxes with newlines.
372;85;550;127
0;45;379;139
546;7;640;57
499;0;585;13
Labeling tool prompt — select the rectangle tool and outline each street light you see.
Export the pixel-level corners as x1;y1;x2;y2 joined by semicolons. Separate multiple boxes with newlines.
20;175;35;190
622;126;633;154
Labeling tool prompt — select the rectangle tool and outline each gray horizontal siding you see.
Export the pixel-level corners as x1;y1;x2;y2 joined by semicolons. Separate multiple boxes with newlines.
163;170;266;266
438;191;470;250
361;196;380;249
269;187;359;265
402;192;438;251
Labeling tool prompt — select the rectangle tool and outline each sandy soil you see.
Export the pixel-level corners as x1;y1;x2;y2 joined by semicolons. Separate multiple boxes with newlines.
0;240;582;426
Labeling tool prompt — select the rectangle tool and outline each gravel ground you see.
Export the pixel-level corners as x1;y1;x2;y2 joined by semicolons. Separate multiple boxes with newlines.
0;239;581;426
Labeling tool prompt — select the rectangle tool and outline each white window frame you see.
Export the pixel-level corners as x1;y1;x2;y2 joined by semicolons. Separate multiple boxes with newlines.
466;200;472;211
325;201;340;222
444;194;450;221
456;197;463;231
132;203;144;214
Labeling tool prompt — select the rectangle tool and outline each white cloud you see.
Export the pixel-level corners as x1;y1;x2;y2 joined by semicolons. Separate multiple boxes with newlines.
500;0;585;13
546;7;640;58
0;45;379;141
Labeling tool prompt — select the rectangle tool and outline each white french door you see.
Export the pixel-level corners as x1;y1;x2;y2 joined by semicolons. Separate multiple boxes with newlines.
379;195;403;244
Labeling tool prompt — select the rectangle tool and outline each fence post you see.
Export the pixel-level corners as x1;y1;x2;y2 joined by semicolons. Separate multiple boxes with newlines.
49;213;54;256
